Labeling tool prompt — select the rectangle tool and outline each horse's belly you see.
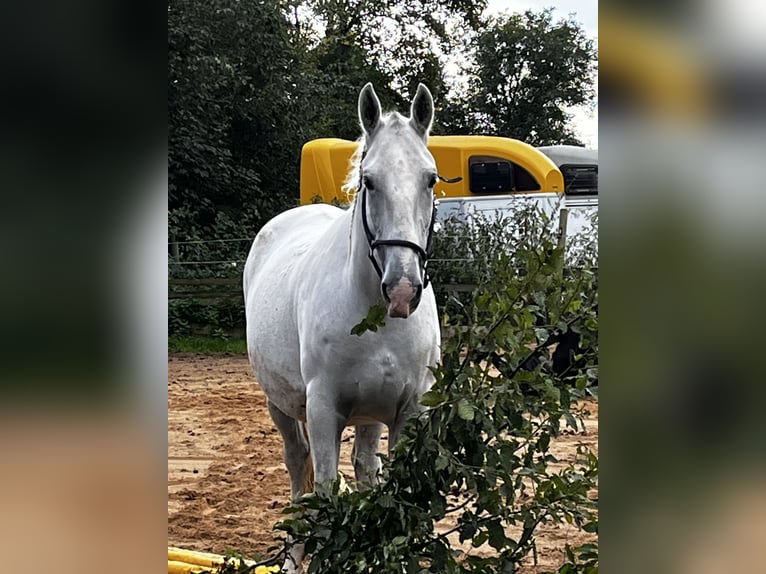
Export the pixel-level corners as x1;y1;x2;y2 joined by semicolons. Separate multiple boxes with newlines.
244;204;345;421
252;359;307;420
247;307;304;415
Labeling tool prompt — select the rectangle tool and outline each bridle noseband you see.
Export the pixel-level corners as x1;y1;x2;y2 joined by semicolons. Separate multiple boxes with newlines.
357;147;461;289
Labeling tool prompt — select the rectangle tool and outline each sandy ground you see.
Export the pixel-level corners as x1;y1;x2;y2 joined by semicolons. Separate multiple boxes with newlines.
168;354;598;572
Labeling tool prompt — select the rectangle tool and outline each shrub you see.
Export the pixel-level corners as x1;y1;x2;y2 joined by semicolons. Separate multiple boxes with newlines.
278;202;598;573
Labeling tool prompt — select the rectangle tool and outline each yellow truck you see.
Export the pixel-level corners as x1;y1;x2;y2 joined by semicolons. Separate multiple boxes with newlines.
299;134;597;240
301;135;563;204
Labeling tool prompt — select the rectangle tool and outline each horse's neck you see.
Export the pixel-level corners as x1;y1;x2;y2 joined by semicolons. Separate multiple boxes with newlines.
344;197;381;303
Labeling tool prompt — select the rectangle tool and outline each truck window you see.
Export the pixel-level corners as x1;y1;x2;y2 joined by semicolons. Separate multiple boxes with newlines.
469;156;512;193
468;155;541;193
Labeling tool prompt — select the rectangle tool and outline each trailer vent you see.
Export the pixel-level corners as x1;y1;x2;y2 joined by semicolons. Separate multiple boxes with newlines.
561;165;598;195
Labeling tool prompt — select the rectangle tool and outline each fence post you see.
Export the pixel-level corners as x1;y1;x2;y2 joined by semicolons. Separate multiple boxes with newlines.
551;208;569;320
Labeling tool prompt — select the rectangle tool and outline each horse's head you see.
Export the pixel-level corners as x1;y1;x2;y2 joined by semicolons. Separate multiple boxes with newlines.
357;83;438;319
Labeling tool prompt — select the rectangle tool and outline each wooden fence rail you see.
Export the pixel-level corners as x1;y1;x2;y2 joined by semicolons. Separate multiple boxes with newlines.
169;278;240;286
169;278;477;300
169;278;242;300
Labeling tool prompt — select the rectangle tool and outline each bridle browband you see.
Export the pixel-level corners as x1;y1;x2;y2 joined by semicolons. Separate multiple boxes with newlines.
357;146;461;289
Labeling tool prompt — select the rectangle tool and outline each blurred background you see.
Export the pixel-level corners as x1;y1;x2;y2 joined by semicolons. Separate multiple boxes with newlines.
599;1;766;573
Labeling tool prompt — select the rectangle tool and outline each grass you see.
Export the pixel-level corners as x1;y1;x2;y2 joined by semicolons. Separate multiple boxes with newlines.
169;335;248;354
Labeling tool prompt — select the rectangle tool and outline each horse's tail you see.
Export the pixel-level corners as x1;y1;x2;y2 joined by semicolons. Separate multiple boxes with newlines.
300;421;315;494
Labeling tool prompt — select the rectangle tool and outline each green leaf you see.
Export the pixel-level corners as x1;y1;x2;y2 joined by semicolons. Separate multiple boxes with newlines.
435;452;450;471
583;520;598;533
420;389;446;407
392;535;408;546
457;398;475;421
566;544;576;562
350;304;387;336
486;519;507;550
471;531;488;548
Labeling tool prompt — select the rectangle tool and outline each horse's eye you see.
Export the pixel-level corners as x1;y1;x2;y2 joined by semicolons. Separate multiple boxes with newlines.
428;175;438;188
363;175;375;191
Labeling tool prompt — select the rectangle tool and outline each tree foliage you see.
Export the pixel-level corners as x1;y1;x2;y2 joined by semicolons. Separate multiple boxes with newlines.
168;0;310;246
439;9;597;145
168;0;596;260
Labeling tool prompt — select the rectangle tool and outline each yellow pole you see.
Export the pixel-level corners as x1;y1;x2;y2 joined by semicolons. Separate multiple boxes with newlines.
167;547;280;574
168;548;224;567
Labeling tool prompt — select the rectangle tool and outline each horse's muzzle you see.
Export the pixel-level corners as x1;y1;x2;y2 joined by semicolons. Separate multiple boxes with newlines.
382;278;423;318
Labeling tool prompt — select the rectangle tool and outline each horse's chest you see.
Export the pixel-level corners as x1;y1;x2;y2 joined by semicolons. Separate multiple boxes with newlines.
335;350;420;423
348;351;405;393
340;345;414;383
305;338;425;399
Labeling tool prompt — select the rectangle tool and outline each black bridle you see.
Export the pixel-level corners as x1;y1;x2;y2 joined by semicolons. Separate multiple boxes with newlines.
357;148;461;288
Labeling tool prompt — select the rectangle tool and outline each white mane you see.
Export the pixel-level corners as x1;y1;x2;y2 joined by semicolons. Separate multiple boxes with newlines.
341;136;365;202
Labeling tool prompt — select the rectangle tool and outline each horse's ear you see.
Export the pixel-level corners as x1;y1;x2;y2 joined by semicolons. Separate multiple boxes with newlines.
358;82;382;136
410;83;434;138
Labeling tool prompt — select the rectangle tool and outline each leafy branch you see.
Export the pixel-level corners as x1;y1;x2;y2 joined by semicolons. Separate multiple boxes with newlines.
350;303;387;335
279;204;598;573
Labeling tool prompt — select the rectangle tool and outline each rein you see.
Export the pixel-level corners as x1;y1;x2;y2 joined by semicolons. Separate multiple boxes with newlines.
357;147;462;288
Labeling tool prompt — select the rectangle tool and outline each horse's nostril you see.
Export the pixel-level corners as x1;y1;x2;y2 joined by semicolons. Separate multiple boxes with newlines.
415;284;423;300
381;282;390;301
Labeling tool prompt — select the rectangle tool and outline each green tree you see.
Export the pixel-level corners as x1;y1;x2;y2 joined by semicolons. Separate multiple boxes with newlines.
440;9;596;145
168;0;308;246
293;0;488;137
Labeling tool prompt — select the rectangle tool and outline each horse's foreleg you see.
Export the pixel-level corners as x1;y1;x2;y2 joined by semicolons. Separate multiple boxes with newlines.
351;423;383;484
389;400;427;455
305;387;345;495
388;421;404;456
